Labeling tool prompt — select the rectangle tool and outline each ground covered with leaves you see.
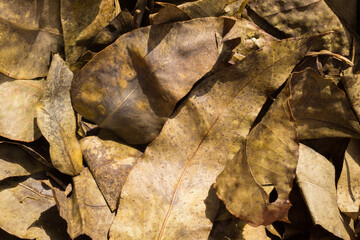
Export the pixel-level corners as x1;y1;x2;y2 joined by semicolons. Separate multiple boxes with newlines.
0;0;360;239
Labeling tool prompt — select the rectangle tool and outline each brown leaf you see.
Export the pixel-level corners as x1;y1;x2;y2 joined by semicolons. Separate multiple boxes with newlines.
178;0;237;18
296;144;355;240
216;82;298;225
36;54;82;176
289;68;360;139
0;0;63;79
0;73;44;142
246;0;350;55
80;136;142;211
342;74;360;121
337;139;360;219
0;175;57;240
53;167;114;240
71;17;275;144
0;142;48;181
109;35;320;239
150;4;191;25
60;0;116;65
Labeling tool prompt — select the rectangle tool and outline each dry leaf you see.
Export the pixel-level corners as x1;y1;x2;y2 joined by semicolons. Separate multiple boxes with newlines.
53;167;114;240
342;74;360;121
0;0;63;79
246;0;350;55
80;136;142;211
0;175;59;240
216;83;298;225
36;54;82;176
109;35;320;240
289;68;360;139
60;0;116;64
150;4;191;25
296;144;355;240
71;17;276;144
0;142;48;181
0;73;44;142
337;139;360;219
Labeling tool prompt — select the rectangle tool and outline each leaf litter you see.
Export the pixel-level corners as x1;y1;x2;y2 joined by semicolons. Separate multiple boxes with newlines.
0;0;359;239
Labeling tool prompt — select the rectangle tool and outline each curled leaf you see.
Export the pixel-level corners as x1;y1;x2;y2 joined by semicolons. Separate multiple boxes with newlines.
0;73;44;142
53;167;114;240
36;54;82;176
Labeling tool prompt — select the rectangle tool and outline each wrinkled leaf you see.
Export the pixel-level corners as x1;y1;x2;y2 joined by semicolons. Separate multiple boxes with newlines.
71;17;276;144
36;54;82;176
337;139;360;219
0;73;44;142
53;167;114;240
109;35;320;239
0;142;48;181
80;136;142;211
0;0;63;79
246;0;350;55
150;4;191;25
0;175;62;240
296;144;354;240
60;0;116;64
289;68;360;139
216;82;298;225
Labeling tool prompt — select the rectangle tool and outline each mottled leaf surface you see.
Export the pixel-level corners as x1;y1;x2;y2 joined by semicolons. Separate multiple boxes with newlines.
53;167;114;240
60;0;116;65
71;17;275;144
216;83;298;225
80;136;142;211
109;35;319;240
296;144;354;240
337;139;360;219
0;0;63;79
289;68;360;139
0;73;44;142
342;74;360;121
36;54;82;176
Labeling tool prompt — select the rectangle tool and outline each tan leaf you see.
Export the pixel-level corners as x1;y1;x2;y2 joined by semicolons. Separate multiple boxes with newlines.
0;73;44;142
0;0;63;79
216;82;298;225
53;167;114;240
0;175;57;240
36;54;82;176
0;142;48;181
246;0;350;55
80;136;142;211
150;4;191;25
337;139;360;219
60;0;116;65
71;17;275;144
178;0;237;18
109;35;321;240
296;144;355;240
289;68;360;139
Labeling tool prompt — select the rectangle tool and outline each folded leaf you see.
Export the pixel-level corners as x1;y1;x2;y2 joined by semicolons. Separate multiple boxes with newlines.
289;68;360;139
246;0;350;55
0;0;63;79
296;144;354;240
0;142;48;181
80;136;142;211
36;54;82;176
71;17;275;144
0;73;44;142
53;167;114;240
337;139;360;219
216;83;298;225
60;0;116;64
0;175;60;240
109;35;321;240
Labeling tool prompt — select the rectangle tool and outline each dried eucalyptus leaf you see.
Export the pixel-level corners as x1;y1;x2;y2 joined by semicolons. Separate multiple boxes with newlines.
36;54;82;176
